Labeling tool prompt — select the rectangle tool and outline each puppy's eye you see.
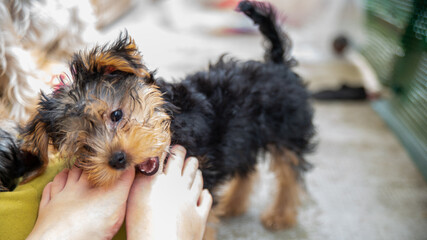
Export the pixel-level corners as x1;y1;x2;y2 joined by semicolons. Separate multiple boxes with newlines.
110;109;123;122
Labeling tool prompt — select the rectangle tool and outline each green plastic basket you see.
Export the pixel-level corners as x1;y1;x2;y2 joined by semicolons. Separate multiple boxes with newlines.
362;0;427;181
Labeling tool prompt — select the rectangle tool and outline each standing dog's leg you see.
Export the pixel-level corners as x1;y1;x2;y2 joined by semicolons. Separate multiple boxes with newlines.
216;173;256;217
203;173;256;240
261;147;300;230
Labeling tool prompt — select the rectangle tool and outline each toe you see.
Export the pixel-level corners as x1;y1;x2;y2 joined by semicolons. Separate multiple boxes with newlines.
39;182;53;211
117;167;136;186
112;167;136;194
51;168;69;197
198;189;213;220
67;166;83;183
182;157;199;188
191;170;204;202
163;145;186;176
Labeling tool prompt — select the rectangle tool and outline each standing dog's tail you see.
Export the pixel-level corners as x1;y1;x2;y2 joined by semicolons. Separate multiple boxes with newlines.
236;0;295;66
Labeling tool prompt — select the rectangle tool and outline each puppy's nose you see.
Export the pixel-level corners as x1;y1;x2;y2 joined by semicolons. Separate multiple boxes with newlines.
109;151;127;169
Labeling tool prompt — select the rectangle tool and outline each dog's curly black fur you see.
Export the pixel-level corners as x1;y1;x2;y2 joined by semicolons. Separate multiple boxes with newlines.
157;0;315;191
158;58;314;190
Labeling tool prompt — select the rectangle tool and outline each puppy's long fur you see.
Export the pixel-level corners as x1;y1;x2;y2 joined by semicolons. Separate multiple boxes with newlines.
0;0;314;234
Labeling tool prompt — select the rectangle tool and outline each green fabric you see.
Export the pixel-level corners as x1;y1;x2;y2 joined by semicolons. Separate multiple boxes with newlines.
0;163;63;240
0;163;126;240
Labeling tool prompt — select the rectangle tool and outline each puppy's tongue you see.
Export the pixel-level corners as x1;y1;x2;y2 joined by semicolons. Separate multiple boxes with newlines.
137;157;159;176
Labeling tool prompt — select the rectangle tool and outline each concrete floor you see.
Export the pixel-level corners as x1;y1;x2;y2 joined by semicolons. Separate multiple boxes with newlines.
101;2;427;239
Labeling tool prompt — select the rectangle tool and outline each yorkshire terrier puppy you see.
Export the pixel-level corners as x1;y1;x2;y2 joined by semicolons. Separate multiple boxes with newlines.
1;0;315;235
19;37;171;186
0;0;97;122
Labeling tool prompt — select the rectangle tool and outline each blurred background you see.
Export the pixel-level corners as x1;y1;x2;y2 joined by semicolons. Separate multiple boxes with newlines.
60;0;427;239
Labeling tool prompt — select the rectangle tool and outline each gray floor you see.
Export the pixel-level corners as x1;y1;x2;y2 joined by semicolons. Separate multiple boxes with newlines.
101;2;427;239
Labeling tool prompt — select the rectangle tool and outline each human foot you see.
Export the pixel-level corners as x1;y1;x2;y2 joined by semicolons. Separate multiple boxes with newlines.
126;145;212;240
27;166;135;240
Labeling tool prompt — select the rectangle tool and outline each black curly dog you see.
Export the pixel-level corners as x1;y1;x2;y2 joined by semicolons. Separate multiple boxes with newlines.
157;0;315;230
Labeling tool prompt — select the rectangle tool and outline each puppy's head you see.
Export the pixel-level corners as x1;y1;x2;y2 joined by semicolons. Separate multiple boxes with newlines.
22;33;171;186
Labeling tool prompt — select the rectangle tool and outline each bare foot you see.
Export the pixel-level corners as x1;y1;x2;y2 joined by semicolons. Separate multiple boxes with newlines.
126;145;212;240
27;166;135;240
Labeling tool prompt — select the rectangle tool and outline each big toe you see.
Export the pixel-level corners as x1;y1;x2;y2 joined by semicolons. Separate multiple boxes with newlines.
50;168;69;197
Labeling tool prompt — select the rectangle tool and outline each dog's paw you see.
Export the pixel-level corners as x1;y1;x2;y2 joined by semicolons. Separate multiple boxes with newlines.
260;208;297;231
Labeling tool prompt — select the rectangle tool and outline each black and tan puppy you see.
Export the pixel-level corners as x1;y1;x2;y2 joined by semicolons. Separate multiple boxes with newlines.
158;1;315;231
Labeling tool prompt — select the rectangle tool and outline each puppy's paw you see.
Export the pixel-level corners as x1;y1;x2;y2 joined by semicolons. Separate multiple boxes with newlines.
260;208;297;231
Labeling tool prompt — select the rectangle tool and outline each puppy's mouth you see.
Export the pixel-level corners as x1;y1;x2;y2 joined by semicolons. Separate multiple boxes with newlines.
136;157;160;176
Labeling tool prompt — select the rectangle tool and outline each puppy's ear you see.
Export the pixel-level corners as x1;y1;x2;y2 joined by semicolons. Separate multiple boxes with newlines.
70;32;151;81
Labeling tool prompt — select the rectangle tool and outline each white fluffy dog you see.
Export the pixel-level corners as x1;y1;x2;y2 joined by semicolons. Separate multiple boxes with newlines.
0;0;97;122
